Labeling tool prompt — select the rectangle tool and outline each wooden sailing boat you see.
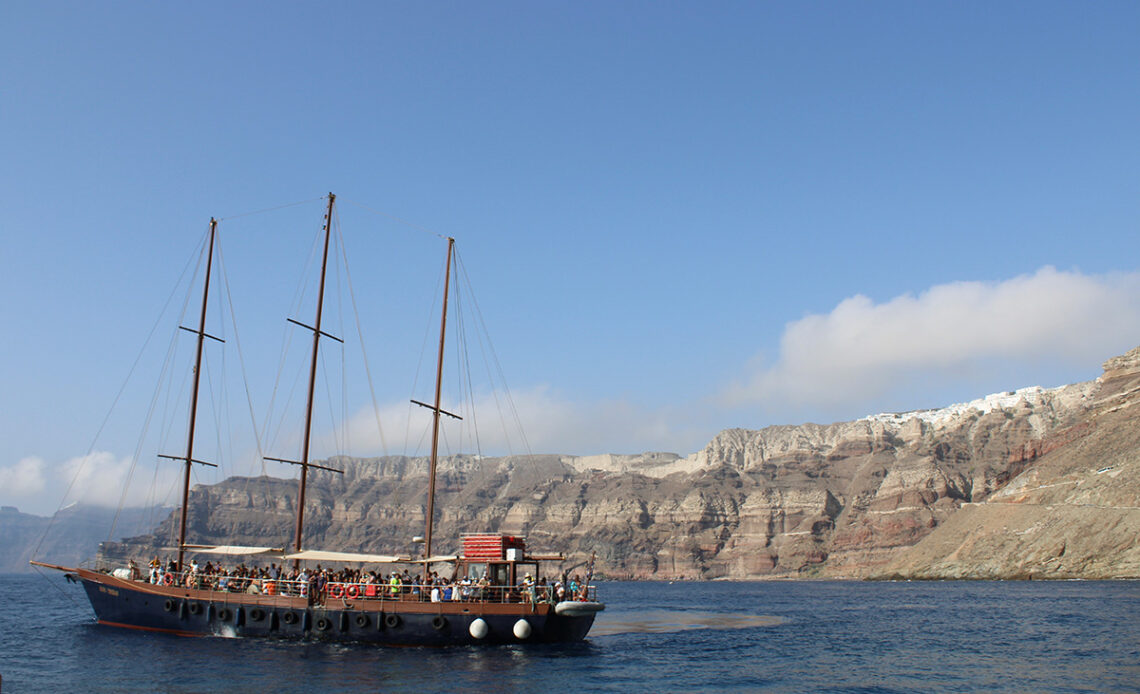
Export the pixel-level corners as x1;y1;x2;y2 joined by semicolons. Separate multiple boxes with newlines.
32;194;603;644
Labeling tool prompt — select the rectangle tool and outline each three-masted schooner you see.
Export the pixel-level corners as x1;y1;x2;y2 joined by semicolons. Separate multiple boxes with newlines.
32;194;603;645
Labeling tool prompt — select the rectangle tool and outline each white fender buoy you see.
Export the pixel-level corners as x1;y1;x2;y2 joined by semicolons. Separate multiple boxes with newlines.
555;600;606;617
469;618;489;639
513;618;532;640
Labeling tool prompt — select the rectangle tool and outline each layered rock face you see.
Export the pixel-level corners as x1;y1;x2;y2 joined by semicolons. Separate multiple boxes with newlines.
875;346;1140;579
104;347;1139;580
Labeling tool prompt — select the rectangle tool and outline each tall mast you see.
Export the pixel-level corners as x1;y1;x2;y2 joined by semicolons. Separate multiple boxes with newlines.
423;237;455;560
294;193;335;558
264;194;344;568
160;219;222;573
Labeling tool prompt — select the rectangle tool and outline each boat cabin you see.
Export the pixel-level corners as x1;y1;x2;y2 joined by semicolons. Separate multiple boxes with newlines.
456;534;559;588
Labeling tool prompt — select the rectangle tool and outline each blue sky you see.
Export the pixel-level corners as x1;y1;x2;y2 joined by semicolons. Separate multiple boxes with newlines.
3;1;1139;515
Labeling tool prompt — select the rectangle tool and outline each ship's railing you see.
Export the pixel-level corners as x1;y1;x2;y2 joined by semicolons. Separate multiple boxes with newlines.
128;569;598;605
317;581;599;605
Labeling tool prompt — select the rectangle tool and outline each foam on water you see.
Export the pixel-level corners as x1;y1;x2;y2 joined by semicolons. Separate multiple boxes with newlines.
591;609;783;636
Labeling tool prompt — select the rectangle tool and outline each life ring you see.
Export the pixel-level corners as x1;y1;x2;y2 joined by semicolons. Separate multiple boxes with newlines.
250;608;265;622
329;584;344;599
384;613;401;628
282;611;298;625
346;584;360;599
187;602;202;615
431;615;448;631
315;617;331;631
355;614;370;628
217;608;232;622
162;573;174;586
163;599;176;612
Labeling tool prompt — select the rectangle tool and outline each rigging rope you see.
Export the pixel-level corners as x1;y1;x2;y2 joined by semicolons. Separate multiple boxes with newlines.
31;222;208;563
329;209;349;460
320;342;341;459
31;564;83;608
261;205;327;466
339;197;448;241
336;212;391;456
115;250;200;546
106;227;207;549
455;249;534;458
451;274;484;456
204;340;225;483
217;236;269;476
38;197;545;570
217;196;326;222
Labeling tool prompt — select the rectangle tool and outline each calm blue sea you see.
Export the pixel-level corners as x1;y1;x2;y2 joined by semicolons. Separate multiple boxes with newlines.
2;574;1138;693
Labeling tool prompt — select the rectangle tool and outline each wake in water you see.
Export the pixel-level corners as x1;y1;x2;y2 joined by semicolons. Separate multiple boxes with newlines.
591;609;783;636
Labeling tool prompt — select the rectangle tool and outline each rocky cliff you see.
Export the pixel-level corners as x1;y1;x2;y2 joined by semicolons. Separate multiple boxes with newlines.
102;347;1140;580
874;345;1140;579
2;504;168;573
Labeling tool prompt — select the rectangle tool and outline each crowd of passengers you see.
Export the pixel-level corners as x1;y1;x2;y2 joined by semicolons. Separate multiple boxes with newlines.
127;557;591;605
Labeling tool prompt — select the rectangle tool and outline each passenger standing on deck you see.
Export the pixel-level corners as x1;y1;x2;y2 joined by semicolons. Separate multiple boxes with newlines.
477;572;490;602
315;568;327;604
389;571;401;598
522;573;535;603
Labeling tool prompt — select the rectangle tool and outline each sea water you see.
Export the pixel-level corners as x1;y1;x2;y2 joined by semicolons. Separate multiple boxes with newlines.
2;574;1138;693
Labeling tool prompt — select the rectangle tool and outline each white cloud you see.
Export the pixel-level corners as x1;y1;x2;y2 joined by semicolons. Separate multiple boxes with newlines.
460;385;700;456
59;451;143;508
0;456;47;497
320;385;706;460
0;450;187;515
726;266;1140;410
218;264;1140;467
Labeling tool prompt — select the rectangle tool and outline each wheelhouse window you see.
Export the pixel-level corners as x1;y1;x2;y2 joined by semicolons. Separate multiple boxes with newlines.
464;562;486;581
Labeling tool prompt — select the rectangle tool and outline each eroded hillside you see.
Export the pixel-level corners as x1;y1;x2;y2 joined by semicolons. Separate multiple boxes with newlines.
102;347;1139;580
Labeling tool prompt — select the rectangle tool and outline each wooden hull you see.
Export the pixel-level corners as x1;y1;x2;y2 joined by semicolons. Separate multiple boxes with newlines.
75;569;597;645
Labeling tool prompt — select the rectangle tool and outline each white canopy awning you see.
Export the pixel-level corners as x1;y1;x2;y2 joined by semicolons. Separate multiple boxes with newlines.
175;546;461;564
284;550;407;564
180;545;285;557
282;550;460;564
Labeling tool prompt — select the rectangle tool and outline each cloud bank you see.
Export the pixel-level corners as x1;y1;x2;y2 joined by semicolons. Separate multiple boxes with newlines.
11;266;1136;517
0;457;47;497
0;451;183;516
727;266;1140;411
328;385;705;460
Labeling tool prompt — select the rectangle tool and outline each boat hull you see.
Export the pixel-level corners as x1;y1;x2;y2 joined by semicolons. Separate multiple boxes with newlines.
77;570;597;645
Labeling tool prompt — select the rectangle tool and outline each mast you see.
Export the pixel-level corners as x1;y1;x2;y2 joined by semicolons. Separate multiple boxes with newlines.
294;193;335;559
264;194;344;568
423;237;455;560
160;219;222;573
